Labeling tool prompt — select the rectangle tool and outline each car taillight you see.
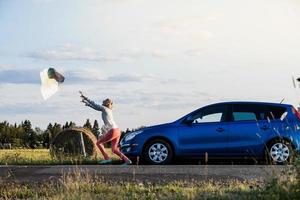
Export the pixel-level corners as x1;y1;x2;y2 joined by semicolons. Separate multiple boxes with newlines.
292;107;300;121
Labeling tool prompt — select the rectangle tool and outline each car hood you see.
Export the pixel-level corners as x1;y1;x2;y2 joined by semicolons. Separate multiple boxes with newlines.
142;122;174;131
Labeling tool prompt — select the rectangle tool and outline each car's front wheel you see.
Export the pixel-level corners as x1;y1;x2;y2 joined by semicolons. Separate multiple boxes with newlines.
143;139;173;165
266;140;294;164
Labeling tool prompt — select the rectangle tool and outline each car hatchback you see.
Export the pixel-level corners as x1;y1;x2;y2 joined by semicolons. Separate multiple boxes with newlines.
120;102;300;164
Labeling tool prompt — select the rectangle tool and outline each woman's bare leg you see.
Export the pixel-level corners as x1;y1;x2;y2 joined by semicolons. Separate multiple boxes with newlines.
111;133;130;162
97;128;131;162
96;130;114;160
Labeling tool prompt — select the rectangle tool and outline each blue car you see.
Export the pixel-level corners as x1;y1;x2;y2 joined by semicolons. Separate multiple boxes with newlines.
120;102;300;165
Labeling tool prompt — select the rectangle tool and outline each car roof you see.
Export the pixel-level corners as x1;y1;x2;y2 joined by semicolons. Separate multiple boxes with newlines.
174;101;294;123
207;101;292;108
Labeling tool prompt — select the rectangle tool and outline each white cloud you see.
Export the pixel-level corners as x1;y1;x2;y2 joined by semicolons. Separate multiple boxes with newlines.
0;66;157;85
151;50;171;58
28;45;118;62
0;64;14;70
153;15;220;40
66;68;107;82
86;0;133;4
1;70;295;130
27;43;178;62
160;28;212;40
0;69;40;84
156;14;222;29
0;76;209;129
184;48;207;56
66;68;154;83
2;0;300;130
27;44;147;62
107;74;143;82
32;0;54;3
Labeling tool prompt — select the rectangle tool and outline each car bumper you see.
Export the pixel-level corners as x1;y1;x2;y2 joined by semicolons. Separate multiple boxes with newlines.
120;141;142;157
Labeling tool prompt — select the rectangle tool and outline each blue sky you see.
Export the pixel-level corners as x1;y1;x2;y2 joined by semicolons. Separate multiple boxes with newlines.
1;0;300;129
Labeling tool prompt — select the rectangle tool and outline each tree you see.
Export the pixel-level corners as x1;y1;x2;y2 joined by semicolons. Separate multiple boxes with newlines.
63;122;69;129
28;130;38;149
52;123;62;137
46;123;54;142
46;123;62;142
0;120;95;149
21;120;34;147
40;130;50;148
83;119;92;131
92;120;99;137
69;121;76;128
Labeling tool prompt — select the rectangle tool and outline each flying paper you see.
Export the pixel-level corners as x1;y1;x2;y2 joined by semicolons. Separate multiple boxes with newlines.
40;68;65;100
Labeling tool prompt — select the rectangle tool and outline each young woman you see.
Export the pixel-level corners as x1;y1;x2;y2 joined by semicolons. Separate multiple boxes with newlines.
80;92;132;165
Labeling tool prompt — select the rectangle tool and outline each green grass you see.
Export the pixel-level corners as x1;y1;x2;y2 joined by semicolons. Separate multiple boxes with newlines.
0;168;299;200
0;149;299;199
0;149;118;165
0;165;266;200
0;179;263;200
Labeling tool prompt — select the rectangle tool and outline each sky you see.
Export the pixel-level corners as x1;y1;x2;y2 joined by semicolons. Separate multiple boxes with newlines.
0;0;300;130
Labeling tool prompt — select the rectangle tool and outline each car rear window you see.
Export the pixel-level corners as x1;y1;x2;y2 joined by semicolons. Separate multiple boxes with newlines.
232;104;287;121
264;105;287;120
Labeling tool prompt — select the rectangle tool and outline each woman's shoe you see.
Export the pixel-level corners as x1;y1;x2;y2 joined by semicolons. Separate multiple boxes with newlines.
121;160;132;166
99;159;113;165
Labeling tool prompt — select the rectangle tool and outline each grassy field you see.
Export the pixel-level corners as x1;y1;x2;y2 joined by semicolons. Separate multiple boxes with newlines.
0;168;299;200
0;179;264;200
0;149;300;199
0;149;118;165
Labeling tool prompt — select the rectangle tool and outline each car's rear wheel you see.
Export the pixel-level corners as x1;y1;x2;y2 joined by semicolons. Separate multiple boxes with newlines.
265;140;294;164
143;139;173;165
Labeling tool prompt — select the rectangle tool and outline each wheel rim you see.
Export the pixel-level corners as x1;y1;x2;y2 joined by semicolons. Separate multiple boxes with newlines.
270;143;290;163
148;143;168;163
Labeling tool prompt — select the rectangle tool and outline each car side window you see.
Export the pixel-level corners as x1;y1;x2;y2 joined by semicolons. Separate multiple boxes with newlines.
232;104;263;122
195;113;223;123
233;112;257;121
190;105;227;124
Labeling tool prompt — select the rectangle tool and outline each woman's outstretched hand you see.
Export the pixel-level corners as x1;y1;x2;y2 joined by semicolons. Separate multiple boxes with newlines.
79;91;88;104
79;91;87;99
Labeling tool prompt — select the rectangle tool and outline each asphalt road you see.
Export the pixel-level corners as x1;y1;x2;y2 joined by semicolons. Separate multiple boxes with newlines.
0;165;289;184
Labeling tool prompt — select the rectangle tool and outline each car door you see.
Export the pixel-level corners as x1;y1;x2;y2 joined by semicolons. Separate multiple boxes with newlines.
177;104;230;157
227;104;267;157
257;105;289;150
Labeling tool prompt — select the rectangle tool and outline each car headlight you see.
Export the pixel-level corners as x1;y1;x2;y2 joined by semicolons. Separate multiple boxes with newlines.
124;130;143;141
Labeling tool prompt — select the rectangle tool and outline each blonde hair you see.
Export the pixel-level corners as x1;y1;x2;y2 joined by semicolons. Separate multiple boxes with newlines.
102;98;113;107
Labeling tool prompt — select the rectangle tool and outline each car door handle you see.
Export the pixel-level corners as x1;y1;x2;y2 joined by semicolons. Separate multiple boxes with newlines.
216;127;225;132
260;125;270;131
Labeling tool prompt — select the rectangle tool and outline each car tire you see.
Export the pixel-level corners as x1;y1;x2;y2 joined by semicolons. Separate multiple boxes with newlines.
142;139;173;165
265;139;294;165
